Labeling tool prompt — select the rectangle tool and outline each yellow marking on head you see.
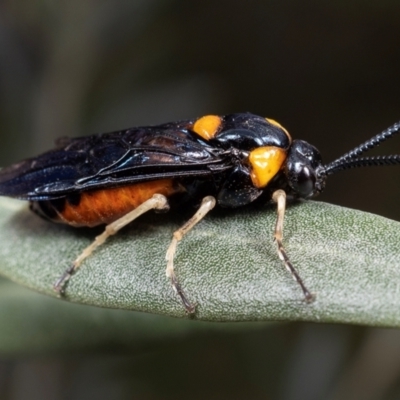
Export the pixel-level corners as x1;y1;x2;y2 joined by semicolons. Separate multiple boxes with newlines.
249;146;287;188
193;115;222;140
265;118;291;142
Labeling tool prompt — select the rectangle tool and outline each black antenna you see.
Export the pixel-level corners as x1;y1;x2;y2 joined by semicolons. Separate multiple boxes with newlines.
325;121;400;175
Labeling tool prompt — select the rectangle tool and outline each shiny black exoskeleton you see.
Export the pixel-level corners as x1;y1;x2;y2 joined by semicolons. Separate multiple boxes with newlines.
0;113;327;212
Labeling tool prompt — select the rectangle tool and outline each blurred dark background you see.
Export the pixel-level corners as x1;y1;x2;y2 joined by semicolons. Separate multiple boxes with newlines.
1;1;400;399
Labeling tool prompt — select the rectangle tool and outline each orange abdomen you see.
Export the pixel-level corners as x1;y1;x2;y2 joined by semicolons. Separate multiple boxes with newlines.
50;179;183;227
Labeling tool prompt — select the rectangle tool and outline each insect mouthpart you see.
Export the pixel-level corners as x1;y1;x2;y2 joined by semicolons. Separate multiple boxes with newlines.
313;165;327;196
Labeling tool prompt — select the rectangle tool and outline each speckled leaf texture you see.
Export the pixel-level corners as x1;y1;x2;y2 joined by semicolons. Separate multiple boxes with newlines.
0;197;400;326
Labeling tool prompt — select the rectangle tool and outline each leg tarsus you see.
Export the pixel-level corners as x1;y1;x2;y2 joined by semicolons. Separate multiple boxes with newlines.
171;275;197;313
53;264;75;294
272;190;315;302
165;237;196;313
165;196;216;312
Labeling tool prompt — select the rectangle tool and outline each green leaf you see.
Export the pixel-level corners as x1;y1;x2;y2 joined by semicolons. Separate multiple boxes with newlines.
0;197;399;326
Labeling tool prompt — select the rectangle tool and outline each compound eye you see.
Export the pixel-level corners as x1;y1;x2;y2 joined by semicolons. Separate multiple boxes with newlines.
285;140;323;198
295;166;316;198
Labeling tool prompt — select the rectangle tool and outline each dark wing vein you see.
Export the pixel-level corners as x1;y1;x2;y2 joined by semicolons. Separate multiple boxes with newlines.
0;122;231;200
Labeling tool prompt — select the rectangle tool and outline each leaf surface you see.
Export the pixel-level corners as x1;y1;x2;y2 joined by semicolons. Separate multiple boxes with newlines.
0;197;399;326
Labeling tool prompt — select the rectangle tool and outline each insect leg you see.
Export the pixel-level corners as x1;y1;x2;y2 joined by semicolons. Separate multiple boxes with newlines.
272;190;315;302
165;196;216;313
53;194;169;293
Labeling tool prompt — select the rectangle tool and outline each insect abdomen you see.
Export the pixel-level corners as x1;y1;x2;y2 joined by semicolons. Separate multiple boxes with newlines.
33;179;183;227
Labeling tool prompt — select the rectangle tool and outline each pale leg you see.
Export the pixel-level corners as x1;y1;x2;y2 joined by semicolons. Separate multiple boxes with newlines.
272;190;314;302
54;194;169;293
165;196;216;313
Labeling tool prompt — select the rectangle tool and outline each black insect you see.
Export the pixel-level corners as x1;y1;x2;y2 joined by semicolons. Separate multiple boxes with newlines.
0;113;399;312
